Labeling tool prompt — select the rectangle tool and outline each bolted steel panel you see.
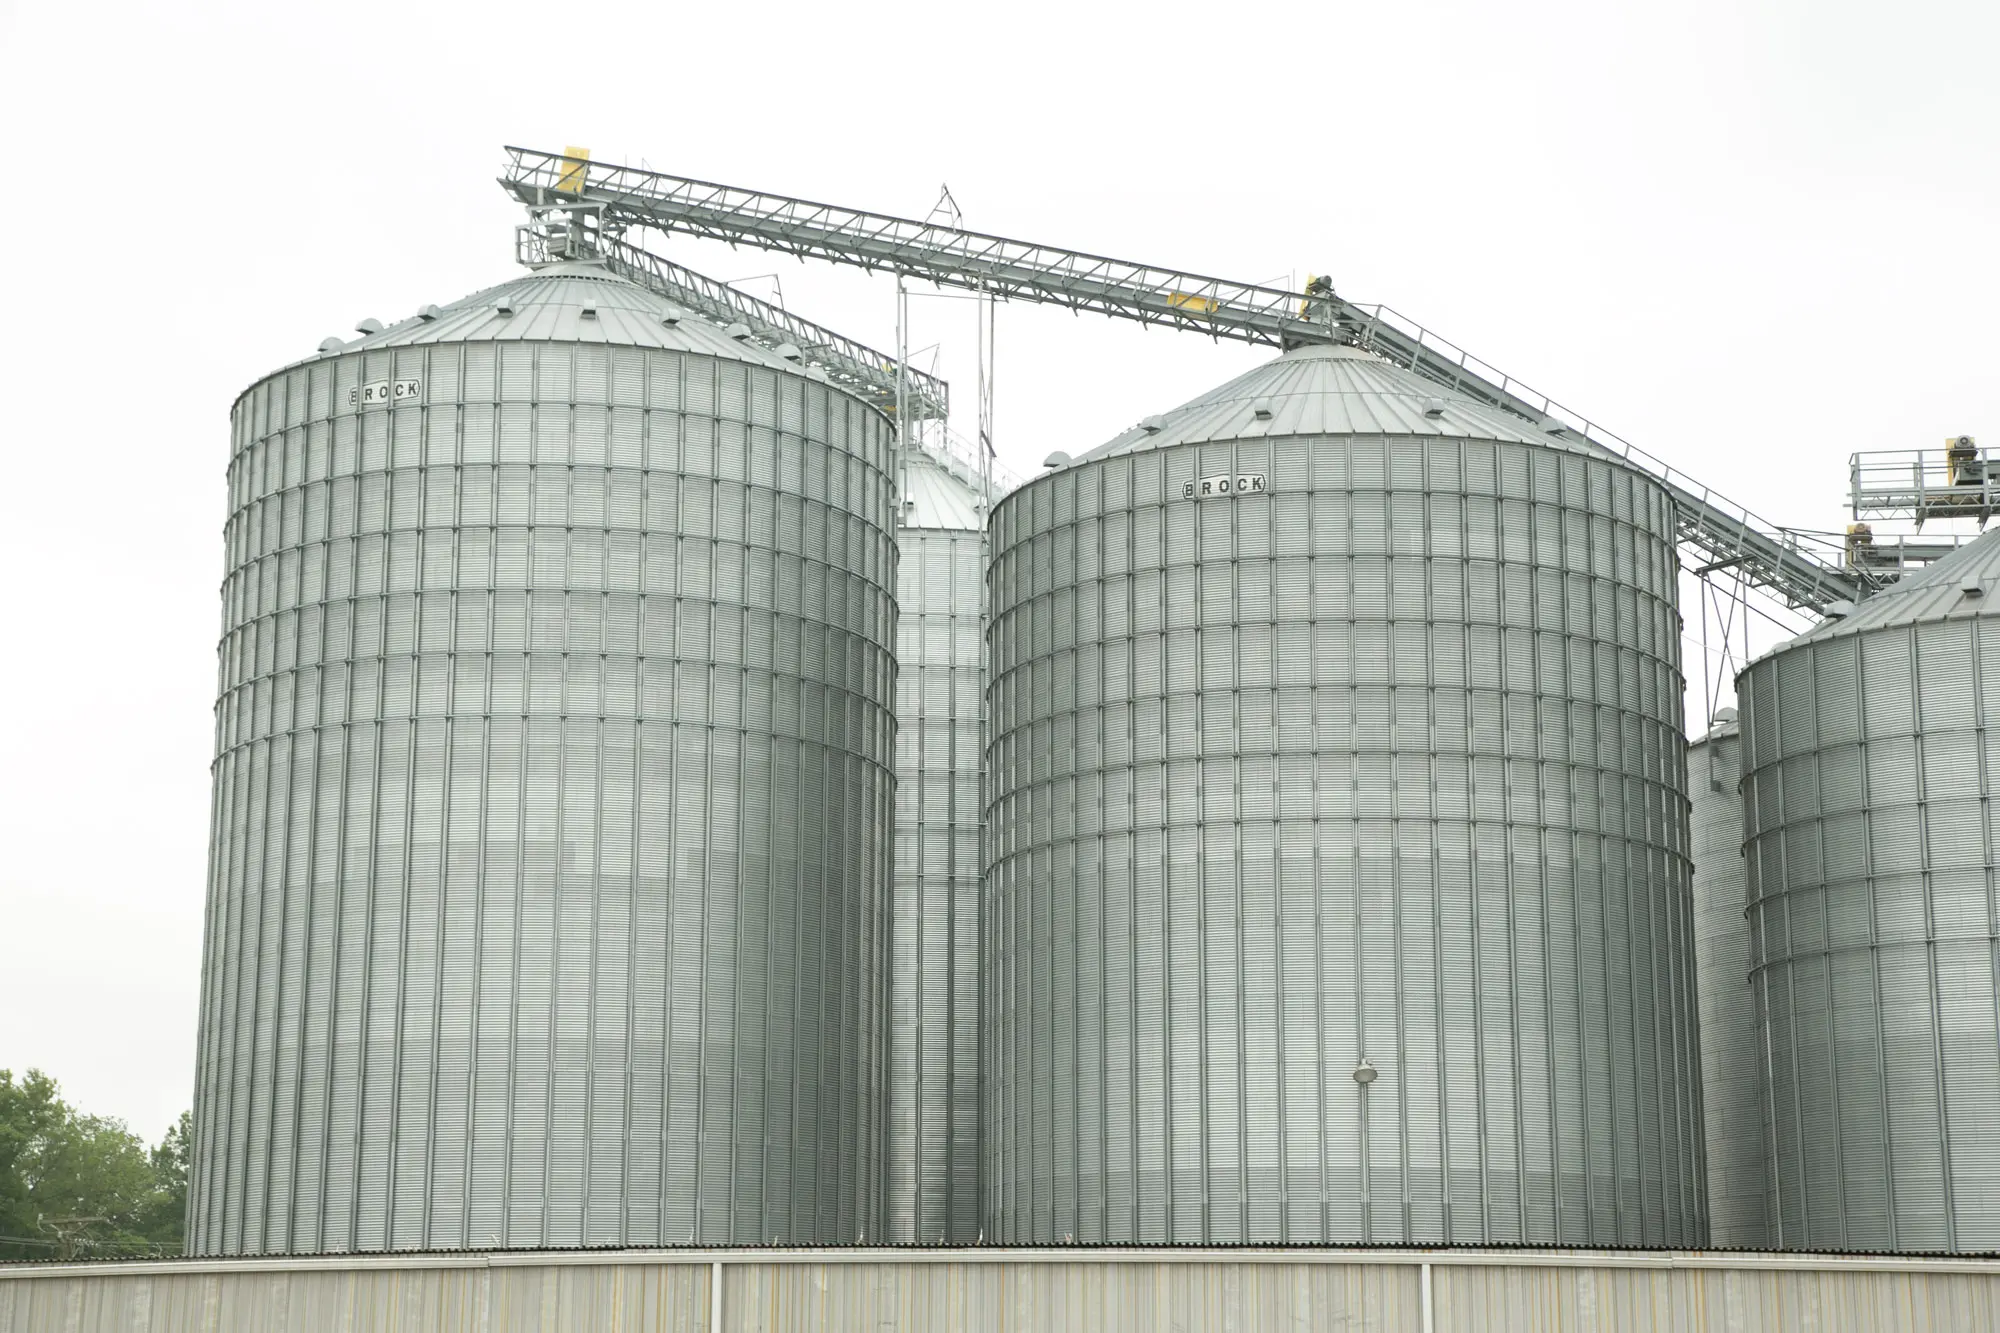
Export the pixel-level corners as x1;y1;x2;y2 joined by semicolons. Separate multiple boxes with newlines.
982;344;1705;1246
1739;527;2000;1253
885;450;985;1243
188;264;897;1254
1689;717;1773;1247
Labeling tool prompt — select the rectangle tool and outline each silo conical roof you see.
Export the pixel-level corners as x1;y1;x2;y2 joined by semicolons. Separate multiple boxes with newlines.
902;445;984;530
327;260;831;374
1781;524;2000;647
1076;342;1597;461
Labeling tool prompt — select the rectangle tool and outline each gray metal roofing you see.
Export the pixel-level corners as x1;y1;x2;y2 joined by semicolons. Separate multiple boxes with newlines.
1693;708;1741;744
323;261;821;374
1774;524;2000;650
903;449;983;530
1075;342;1600;463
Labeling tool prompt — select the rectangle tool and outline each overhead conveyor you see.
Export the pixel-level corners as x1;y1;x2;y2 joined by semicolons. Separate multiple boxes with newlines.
500;145;1877;617
513;195;949;422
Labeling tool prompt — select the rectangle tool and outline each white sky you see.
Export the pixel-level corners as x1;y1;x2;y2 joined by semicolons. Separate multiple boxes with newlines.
0;0;1994;1142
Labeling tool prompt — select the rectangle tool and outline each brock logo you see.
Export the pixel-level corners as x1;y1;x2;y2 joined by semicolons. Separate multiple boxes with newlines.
1184;472;1268;499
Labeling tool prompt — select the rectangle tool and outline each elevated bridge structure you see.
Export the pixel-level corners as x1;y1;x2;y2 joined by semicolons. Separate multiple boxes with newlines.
502;146;1892;620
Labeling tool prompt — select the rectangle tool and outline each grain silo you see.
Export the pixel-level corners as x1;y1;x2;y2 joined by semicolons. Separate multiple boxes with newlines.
1739;527;2000;1253
189;261;896;1253
982;342;1705;1246
885;443;986;1243
1689;708;1773;1247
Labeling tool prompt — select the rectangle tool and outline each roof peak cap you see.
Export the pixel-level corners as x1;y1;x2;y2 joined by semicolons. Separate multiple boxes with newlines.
1278;341;1382;362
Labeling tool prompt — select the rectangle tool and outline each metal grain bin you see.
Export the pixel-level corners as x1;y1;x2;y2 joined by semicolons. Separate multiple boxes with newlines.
885;446;985;1242
1690;710;1773;1247
1739;528;2000;1252
982;343;1704;1246
189;262;896;1253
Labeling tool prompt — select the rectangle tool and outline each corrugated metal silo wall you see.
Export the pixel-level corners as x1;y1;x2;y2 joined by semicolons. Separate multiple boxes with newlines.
1740;613;2000;1252
190;340;895;1252
983;432;1705;1245
1689;726;1772;1247
887;522;984;1242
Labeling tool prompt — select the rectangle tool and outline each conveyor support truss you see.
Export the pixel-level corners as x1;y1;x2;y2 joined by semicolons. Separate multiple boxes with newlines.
502;146;1875;615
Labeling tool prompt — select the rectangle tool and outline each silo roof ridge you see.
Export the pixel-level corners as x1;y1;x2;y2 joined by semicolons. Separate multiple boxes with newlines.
1072;341;1597;463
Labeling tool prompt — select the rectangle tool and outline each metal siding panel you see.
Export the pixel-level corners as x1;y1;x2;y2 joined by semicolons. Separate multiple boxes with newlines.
1739;529;2000;1251
886;473;985;1243
1690;724;1773;1248
985;424;1698;1245
9;1255;2000;1333
193;307;896;1253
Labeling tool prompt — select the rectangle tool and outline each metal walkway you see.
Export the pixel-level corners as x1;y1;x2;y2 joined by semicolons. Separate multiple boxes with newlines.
514;204;947;422
1851;442;1999;526
501;146;1877;616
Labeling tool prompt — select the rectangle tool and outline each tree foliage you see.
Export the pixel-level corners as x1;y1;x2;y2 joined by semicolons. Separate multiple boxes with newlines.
0;1070;188;1261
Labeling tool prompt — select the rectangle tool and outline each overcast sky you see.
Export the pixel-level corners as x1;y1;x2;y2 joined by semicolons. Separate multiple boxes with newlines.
1;0;1995;1142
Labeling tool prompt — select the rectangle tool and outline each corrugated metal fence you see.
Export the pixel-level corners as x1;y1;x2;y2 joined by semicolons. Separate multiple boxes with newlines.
5;1248;1996;1332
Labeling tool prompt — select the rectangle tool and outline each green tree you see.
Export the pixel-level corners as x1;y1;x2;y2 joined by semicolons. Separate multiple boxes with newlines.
0;1070;67;1258
136;1111;190;1248
0;1070;189;1261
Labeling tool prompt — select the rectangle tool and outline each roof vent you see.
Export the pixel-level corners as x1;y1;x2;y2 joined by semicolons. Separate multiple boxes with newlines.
493;299;516;316
579;299;598;319
317;336;345;355
1424;397;1447;418
1961;577;1986;599
776;343;804;362
1542;417;1568;436
661;310;682;326
1825;599;1857;619
354;317;384;335
725;322;753;341
1043;451;1072;470
415;304;441;322
1251;398;1274;421
1712;706;1739;724
1141;415;1168;433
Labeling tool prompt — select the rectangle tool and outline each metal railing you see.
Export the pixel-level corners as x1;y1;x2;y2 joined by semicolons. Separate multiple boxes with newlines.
499;146;1878;615
916;422;1023;501
1843;530;1971;573
1340;302;1879;610
605;241;947;422
514;201;948;422
500;147;1330;347
1851;447;2000;523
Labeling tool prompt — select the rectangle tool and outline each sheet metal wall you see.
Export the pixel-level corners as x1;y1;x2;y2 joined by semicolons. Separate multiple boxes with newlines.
1689;719;1772;1247
1740;585;2000;1252
7;1251;1999;1333
886;460;984;1242
984;431;1703;1246
192;317;897;1253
